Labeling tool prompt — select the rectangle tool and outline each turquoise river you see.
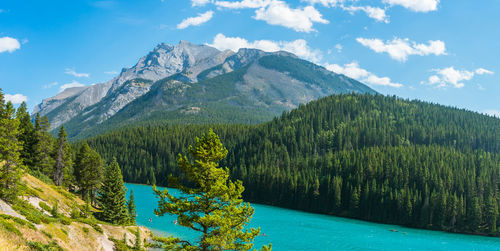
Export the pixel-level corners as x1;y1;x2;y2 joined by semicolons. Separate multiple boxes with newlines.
125;183;500;250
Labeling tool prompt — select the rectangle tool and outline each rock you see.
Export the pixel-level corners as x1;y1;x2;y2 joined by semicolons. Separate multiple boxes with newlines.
0;199;26;220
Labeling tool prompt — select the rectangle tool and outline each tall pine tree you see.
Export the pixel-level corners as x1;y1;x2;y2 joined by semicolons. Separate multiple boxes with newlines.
15;102;36;168
153;129;268;250
98;158;128;224
74;142;103;205
0;90;23;202
53;126;73;186
34;114;55;176
127;189;137;224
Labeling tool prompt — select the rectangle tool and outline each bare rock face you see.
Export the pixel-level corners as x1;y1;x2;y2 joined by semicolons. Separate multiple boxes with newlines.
32;86;89;116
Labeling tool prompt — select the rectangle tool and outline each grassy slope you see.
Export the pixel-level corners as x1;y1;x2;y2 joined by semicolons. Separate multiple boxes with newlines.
0;173;150;251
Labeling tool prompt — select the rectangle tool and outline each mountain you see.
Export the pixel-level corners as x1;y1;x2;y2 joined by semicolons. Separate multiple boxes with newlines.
34;41;376;139
84;94;500;236
33;41;233;131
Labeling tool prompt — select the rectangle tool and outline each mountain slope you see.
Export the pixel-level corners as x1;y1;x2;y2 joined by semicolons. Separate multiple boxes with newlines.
0;173;150;250
34;41;376;139
83;94;500;236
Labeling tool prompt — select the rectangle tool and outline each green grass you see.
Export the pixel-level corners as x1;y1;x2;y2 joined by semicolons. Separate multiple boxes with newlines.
12;200;54;225
26;241;64;251
75;218;103;233
39;201;51;212
0;214;36;230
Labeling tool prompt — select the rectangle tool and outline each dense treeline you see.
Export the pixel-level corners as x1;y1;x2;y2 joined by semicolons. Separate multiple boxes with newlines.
0;89;135;227
84;94;500;235
84;124;253;186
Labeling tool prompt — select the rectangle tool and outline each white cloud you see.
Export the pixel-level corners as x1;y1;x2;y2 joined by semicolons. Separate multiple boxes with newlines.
302;0;344;7
334;44;342;52
422;67;494;88
177;11;214;29
214;0;273;9
325;62;402;88
356;37;446;62
4;94;28;104
383;0;439;13
484;110;500;118
208;33;322;63
0;37;21;53
43;82;59;89
342;6;389;23
192;0;212;6
65;68;90;78
216;1;328;32
475;68;494;75
60;81;85;92
254;1;329;32
104;70;119;75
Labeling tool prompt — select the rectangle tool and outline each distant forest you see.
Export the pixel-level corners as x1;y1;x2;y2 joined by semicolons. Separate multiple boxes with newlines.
83;94;500;235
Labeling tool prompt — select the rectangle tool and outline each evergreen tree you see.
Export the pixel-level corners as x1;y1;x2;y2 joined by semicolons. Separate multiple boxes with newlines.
153;129;268;250
53;126;73;186
34;115;55;176
134;227;142;251
122;232;128;246
127;189;137;224
51;201;60;218
0;92;23;202
98;158;129;224
74;142;103;205
15;102;36;168
486;194;498;233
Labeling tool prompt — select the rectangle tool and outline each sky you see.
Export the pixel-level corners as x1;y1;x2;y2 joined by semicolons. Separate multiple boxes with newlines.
0;0;499;117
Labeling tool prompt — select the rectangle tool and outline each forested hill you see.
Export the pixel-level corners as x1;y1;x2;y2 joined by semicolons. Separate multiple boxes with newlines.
84;94;500;236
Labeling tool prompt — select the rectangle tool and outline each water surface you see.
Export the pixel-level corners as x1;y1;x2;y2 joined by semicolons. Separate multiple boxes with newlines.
125;183;500;250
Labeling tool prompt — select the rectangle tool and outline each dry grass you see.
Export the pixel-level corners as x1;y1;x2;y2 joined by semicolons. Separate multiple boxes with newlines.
0;223;28;250
102;224;151;246
22;174;86;216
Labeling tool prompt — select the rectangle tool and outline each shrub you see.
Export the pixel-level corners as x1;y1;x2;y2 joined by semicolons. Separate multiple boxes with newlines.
60;217;72;225
0;214;37;230
70;208;81;219
39;201;51;212
12;200;43;224
51;201;59;218
27;241;63;251
41;230;53;239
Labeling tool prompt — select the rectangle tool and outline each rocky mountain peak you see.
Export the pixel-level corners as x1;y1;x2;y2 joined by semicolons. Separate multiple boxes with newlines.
33;40;375;137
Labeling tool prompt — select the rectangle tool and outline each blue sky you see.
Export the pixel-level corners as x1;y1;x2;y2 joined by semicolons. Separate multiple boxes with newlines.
0;0;499;116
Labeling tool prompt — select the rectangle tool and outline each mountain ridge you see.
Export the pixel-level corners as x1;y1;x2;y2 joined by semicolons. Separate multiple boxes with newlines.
34;40;376;139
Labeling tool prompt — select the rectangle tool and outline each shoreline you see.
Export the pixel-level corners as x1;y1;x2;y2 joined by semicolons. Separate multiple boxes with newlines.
125;182;500;239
